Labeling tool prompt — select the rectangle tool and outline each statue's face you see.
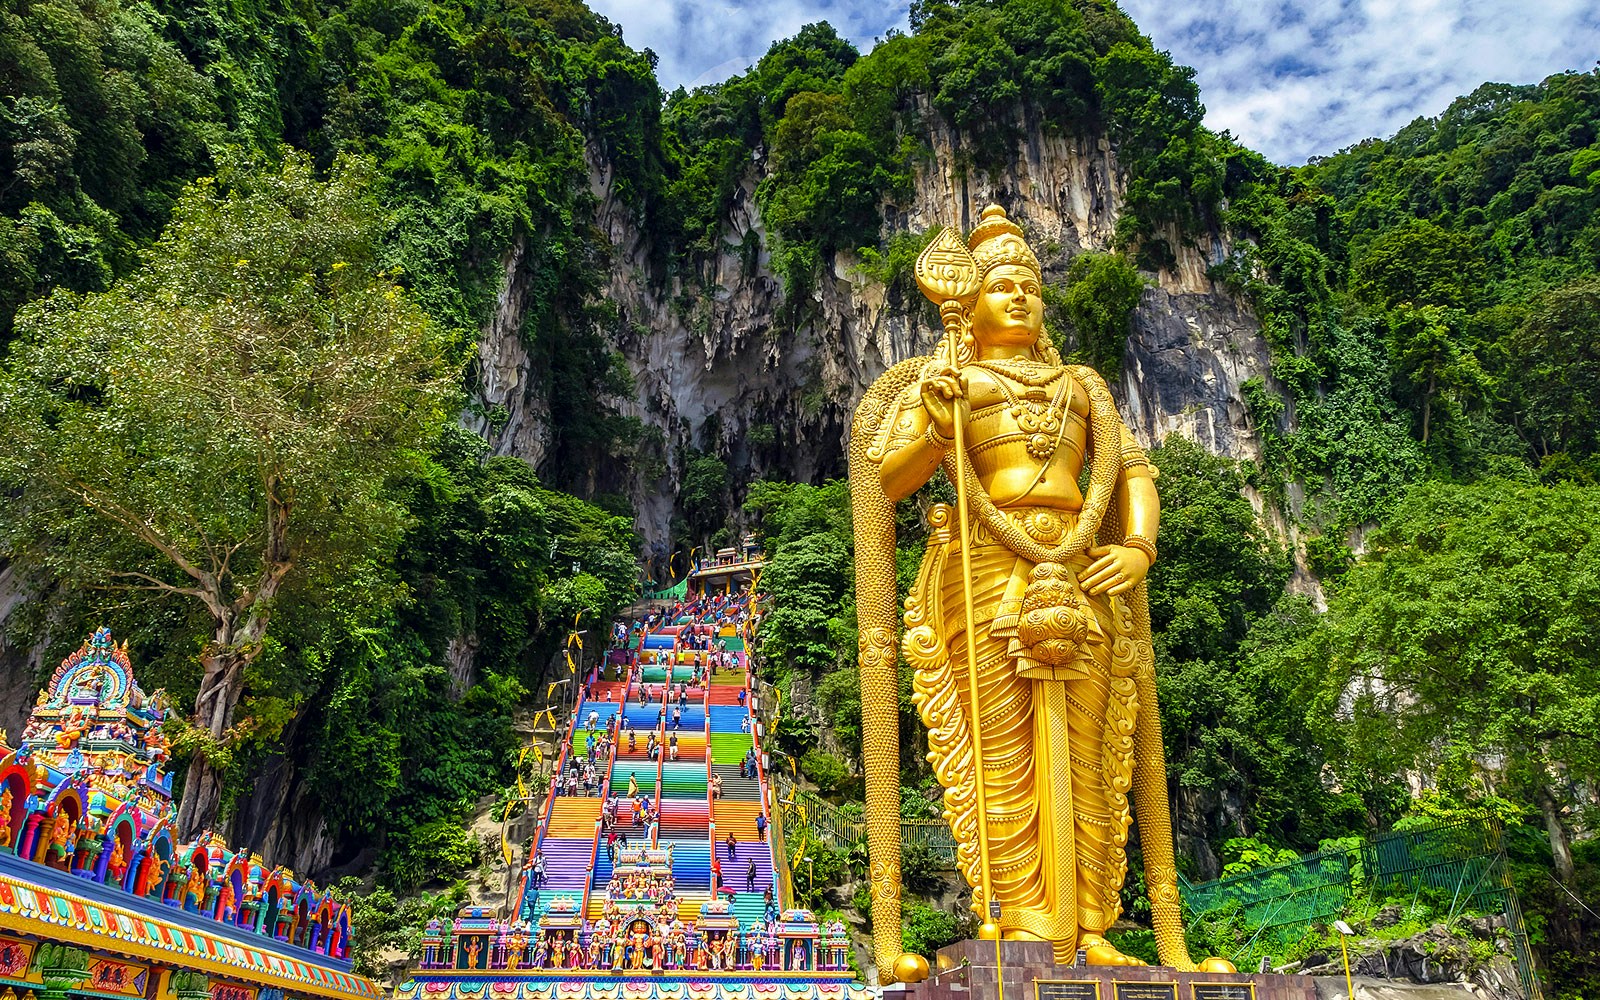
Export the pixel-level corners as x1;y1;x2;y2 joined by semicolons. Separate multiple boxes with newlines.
971;264;1044;346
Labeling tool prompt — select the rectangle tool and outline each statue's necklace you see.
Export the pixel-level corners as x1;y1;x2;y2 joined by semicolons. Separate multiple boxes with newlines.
973;359;1071;461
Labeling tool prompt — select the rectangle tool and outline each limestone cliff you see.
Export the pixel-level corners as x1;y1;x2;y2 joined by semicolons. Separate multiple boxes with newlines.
473;104;1278;555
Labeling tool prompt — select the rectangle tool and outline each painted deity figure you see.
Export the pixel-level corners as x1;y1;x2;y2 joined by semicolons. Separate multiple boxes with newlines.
854;207;1226;975
140;854;168;896
0;788;13;848
107;838;128;883
184;864;205;909
44;810;73;868
55;708;89;750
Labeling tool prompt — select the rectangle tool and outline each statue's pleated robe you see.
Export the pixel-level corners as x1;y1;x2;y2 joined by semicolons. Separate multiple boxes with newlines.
905;505;1141;947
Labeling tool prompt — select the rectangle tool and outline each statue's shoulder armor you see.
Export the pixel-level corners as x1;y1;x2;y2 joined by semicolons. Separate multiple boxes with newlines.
1066;364;1113;398
857;356;933;466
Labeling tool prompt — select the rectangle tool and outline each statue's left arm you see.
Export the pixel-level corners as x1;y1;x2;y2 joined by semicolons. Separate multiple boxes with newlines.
1081;424;1160;595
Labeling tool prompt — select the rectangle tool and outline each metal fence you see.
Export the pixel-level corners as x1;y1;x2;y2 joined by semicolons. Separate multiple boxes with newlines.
1180;846;1355;965
1183;817;1541;1000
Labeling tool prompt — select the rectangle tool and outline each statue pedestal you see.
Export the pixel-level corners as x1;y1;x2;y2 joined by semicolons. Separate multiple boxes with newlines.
898;940;1317;1000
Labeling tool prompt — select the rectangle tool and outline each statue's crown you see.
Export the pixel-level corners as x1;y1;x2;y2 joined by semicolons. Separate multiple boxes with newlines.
967;205;1039;281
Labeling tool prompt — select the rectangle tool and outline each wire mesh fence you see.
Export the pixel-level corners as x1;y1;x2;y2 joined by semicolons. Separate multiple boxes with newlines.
1182;817;1541;999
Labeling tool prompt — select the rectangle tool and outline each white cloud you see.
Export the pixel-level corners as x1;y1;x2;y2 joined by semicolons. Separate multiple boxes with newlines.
591;0;1598;163
586;0;911;95
1119;0;1600;163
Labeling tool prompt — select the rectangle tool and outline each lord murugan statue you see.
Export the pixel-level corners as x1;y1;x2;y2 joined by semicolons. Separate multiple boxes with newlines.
853;207;1226;980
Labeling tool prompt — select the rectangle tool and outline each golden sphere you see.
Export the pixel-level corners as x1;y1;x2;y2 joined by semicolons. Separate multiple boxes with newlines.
1198;958;1238;974
977;921;1002;941
892;953;931;983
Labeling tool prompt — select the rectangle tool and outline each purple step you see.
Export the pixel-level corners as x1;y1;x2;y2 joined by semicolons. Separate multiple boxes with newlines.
529;837;594;892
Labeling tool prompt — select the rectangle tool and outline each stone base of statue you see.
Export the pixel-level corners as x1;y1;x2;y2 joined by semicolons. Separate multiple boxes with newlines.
894;940;1318;1000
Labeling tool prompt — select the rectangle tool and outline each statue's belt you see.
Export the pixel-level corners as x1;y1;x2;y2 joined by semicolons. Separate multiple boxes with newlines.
967;505;1087;551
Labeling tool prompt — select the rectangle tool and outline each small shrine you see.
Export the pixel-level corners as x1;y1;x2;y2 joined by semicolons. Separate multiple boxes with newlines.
0;629;376;1000
399;847;850;980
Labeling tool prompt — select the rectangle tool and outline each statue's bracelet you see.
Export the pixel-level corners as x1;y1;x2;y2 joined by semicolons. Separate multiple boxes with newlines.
924;423;953;450
1123;535;1157;564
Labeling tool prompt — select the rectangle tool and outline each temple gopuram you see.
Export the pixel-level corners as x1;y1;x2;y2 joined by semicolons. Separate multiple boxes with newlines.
0;628;378;1000
395;591;870;1000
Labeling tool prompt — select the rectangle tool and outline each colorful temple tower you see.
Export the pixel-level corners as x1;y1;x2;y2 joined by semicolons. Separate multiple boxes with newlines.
0;628;376;1000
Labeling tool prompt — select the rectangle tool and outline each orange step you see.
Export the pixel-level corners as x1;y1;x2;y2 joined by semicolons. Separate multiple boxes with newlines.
547;798;603;838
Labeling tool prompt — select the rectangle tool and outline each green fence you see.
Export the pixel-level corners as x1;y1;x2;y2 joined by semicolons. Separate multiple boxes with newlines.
1180;846;1355;965
642;579;687;601
1183;817;1541;999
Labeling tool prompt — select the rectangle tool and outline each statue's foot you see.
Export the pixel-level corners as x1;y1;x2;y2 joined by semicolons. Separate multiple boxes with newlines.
1079;935;1147;967
1197;957;1237;973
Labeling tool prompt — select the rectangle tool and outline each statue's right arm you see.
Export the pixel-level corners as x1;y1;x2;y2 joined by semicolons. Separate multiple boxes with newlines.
877;385;948;501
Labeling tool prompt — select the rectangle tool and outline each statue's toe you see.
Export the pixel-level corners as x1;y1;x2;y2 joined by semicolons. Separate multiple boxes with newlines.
1083;943;1141;967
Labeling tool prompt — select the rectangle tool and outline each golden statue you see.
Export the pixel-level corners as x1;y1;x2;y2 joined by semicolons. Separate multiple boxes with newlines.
852;207;1225;979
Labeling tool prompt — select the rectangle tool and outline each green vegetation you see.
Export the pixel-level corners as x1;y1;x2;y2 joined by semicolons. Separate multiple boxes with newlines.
1219;72;1600;525
1045;250;1145;380
0;0;647;886
655;0;1239;294
2;0;1599;989
0;154;459;833
901;897;966;959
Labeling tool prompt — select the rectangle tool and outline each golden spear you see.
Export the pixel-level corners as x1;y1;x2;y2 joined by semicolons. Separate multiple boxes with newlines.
913;228;1000;940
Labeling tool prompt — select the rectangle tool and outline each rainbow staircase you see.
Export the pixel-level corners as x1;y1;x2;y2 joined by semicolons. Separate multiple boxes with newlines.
518;606;779;929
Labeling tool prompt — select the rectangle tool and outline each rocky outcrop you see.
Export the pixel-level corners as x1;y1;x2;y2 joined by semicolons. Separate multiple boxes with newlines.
473;104;1278;552
0;565;42;745
1301;918;1530;1000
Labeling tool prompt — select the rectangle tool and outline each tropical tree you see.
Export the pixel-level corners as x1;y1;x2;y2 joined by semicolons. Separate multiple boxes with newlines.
1302;478;1600;878
0;152;459;833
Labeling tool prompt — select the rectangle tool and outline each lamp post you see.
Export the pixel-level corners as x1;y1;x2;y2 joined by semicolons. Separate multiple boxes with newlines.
1334;920;1357;1000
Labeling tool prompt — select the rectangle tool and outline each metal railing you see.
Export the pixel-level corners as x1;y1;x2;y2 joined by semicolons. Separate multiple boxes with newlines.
770;773;956;866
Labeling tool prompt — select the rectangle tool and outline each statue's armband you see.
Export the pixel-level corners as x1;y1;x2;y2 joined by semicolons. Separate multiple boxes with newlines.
1118;424;1154;480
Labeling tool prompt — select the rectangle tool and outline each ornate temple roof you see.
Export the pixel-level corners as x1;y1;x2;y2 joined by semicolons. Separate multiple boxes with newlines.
0;629;374;1000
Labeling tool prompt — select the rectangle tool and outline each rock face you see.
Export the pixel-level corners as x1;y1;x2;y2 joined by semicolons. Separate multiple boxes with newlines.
473;105;1277;552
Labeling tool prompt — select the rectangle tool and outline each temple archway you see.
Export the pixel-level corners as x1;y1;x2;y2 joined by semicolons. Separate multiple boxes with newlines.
0;765;28;853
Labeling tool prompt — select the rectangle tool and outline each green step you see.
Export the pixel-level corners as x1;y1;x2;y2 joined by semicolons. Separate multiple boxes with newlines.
709;732;754;765
660;762;706;795
639;666;669;683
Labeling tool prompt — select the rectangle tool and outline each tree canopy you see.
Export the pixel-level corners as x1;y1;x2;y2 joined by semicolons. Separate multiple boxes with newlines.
0;151;459;831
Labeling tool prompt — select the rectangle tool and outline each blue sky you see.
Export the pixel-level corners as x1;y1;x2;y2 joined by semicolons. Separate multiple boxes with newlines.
589;0;1600;164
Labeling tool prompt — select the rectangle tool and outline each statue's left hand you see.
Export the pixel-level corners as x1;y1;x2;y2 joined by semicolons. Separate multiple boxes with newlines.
1081;544;1150;596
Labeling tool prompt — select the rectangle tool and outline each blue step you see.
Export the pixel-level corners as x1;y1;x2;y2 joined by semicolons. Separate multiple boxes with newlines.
666;840;712;890
708;706;749;732
577;700;622;725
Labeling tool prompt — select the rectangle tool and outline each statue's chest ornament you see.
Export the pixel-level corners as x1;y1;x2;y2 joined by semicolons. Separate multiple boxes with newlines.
975;361;1073;462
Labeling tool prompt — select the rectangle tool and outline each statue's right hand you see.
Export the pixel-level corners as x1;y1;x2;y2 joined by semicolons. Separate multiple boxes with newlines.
919;366;964;438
